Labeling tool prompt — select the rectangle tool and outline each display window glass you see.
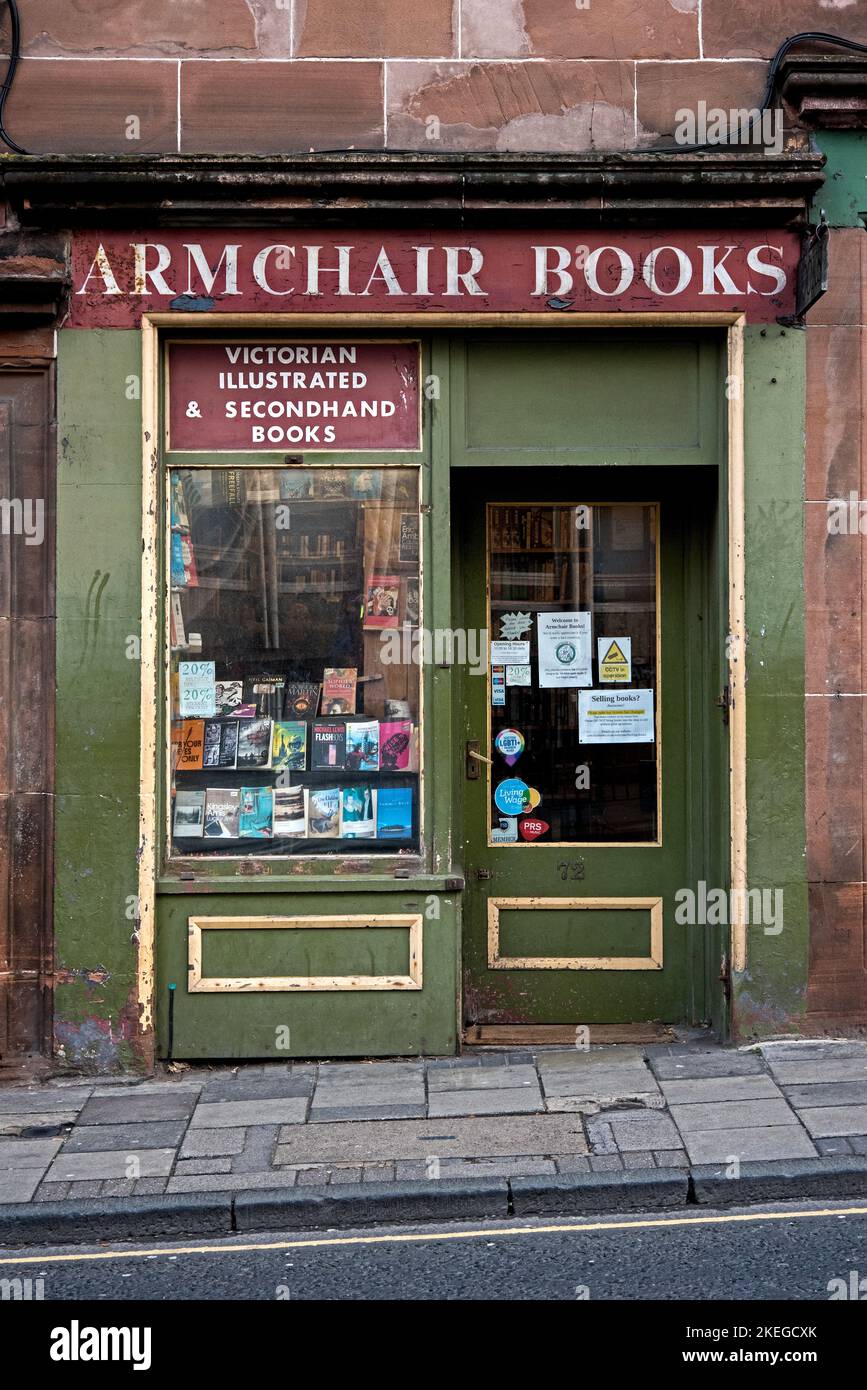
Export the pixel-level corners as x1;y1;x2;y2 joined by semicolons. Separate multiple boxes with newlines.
167;466;421;857
488;502;658;845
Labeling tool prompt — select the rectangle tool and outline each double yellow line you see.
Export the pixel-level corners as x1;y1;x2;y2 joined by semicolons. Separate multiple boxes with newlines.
2;1204;866;1266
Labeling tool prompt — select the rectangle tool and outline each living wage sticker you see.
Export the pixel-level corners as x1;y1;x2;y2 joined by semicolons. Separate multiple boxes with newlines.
494;728;525;766
179;660;216;718
494;778;532;816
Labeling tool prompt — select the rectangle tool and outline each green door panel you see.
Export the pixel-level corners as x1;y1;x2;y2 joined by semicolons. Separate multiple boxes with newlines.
456;451;726;1026
156;892;460;1060
450;333;723;468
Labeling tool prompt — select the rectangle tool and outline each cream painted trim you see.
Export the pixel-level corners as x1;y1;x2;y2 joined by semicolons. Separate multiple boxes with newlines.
136;317;160;1045
727;318;747;972
188;914;423;993
145;312;745;330
487;896;663;971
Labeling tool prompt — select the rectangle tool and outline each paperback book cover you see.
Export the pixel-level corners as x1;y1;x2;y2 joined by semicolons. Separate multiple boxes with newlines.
175;720;205;771
271;721;307;771
376;786;413;839
311;721;346;770
214;679;243;715
404;576;420;626
246;674;285;719
380;720;412;771
308;787;339;838
203;788;241;839
170;474;191;532
212;469;246;507
170;531;187;587
283;681;321;719
398;512;419;563
279;469;314;500
273;786;307;837
180;533;199;587
218;720;239;769
321;667;357;715
236;717;272;770
170;591;186;648
345;720;380;771
239;787;273;838
349;469;382;500
363;573;400;629
202;720;223;769
317;473;349;500
339;784;375;838
173;789;205;837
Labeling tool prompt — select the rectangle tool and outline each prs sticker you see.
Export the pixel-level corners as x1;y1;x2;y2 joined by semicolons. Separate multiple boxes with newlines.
519;818;549;841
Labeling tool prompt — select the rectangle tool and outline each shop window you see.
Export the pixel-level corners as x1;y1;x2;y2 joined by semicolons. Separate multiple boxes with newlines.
488;502;658;844
168;467;420;857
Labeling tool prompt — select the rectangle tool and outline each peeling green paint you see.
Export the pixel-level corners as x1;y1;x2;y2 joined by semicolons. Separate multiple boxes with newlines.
811;132;867;228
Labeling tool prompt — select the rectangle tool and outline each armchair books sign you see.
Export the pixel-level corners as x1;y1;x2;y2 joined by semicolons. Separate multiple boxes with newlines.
71;231;800;327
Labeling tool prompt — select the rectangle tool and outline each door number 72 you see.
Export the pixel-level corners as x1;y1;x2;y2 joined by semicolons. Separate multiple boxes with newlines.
558;860;585;881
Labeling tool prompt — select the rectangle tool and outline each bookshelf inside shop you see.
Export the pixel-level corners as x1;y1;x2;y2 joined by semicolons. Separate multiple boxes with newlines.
168;467;421;857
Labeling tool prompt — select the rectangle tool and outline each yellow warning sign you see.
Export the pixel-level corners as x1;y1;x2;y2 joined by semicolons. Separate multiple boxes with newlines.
598;636;631;683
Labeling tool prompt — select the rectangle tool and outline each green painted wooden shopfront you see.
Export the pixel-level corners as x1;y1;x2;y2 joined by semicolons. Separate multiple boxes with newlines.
53;319;807;1066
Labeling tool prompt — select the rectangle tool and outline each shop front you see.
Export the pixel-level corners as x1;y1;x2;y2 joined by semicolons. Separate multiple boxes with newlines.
8;156;814;1069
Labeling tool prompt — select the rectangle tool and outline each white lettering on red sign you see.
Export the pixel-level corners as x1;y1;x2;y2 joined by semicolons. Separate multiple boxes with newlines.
69;231;797;326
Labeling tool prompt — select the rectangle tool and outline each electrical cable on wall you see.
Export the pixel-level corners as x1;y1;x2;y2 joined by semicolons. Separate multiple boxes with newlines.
0;0;27;154
651;31;867;156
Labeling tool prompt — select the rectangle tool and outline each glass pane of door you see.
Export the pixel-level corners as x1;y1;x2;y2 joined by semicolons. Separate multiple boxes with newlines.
488;502;658;844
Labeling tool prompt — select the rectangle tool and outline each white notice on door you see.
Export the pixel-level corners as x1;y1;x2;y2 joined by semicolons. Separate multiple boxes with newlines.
538;612;592;688
578;688;655;743
490;640;530;666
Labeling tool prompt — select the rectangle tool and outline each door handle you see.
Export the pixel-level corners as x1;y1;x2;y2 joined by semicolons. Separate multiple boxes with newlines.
466;740;493;779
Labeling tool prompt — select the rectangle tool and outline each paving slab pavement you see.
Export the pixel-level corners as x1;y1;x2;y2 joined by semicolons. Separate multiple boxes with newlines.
680;1126;819;1164
797;1105;867;1138
763;1057;867;1085
275;1112;588;1164
1;1039;866;1227
669;1099;800;1131
657;1075;783;1104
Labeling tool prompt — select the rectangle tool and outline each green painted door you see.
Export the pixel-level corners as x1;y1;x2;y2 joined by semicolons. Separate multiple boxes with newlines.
457;467;722;1027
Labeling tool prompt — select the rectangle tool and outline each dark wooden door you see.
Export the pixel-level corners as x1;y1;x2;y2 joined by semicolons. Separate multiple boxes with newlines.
0;366;55;1066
